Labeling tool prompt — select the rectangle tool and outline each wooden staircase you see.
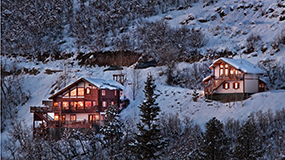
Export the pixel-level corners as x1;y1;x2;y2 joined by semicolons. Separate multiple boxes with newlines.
34;112;56;127
30;107;56;127
205;78;226;95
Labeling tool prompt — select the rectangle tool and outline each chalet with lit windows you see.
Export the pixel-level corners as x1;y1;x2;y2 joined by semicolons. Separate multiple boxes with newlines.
203;58;266;102
30;77;123;137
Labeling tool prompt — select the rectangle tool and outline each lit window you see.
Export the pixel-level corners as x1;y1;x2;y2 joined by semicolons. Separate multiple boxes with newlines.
70;102;77;110
62;114;66;123
223;82;229;90
233;82;239;89
101;115;105;121
111;101;114;105
54;114;59;121
114;90;117;96
70;88;77;96
89;114;96;123
63;91;69;97
54;102;59;107
225;69;229;76
102;101;107;107
220;64;223;68
230;69;234;75
62;102;69;110
70;114;76;122
78;88;84;96
102;90;106;96
225;64;229;76
78;101;84;109
220;69;223;76
86;87;91;94
85;101;92;109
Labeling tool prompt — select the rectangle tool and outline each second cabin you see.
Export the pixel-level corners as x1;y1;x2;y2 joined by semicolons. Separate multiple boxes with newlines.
203;58;266;102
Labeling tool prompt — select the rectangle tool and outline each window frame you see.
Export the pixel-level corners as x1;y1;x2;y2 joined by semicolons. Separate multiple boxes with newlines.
85;101;92;110
233;82;240;90
102;90;106;96
70;114;76;122
223;82;229;90
78;87;84;96
62;101;69;110
86;87;91;94
102;101;107;107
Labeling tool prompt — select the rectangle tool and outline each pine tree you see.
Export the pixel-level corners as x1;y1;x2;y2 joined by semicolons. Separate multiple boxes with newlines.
192;89;199;102
100;104;124;159
234;116;264;159
198;117;230;160
131;74;166;160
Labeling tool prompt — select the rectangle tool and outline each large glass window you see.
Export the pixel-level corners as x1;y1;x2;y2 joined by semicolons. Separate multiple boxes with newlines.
78;101;84;109
70;102;77;110
78;88;84;96
85;101;92;110
63;91;69;97
70;88;77;96
62;102;69;110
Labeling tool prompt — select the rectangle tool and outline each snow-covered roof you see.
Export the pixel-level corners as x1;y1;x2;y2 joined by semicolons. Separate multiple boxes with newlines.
210;58;264;74
49;77;123;99
202;75;213;82
84;77;124;90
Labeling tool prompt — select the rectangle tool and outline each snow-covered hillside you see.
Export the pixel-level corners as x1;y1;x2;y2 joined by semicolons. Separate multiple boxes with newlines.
1;0;285;148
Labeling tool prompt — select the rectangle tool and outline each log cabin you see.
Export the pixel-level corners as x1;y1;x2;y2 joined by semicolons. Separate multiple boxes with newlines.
30;77;124;137
203;58;266;102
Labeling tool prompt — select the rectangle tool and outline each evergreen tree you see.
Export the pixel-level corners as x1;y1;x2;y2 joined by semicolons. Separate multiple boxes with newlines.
192;89;199;102
100;104;124;159
234;116;264;159
131;74;166;160
198;117;230;160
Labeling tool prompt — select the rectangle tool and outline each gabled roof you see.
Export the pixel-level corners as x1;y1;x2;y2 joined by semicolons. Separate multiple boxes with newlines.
49;77;124;99
210;58;264;74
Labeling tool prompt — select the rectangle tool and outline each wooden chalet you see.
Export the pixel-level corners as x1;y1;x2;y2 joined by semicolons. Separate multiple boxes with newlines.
203;58;266;102
30;77;124;137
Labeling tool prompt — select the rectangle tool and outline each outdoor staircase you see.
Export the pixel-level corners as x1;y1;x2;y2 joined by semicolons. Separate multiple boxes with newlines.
30;107;56;127
34;112;56;127
205;78;226;95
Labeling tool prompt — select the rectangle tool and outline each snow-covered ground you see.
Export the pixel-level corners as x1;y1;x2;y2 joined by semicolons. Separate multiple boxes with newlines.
2;0;285;152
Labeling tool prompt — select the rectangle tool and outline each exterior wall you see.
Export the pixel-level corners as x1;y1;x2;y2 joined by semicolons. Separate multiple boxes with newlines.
216;81;243;94
244;74;259;93
244;79;259;93
76;113;89;121
214;66;219;79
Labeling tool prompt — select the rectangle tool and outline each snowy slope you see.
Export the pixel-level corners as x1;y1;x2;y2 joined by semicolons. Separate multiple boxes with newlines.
2;0;285;146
